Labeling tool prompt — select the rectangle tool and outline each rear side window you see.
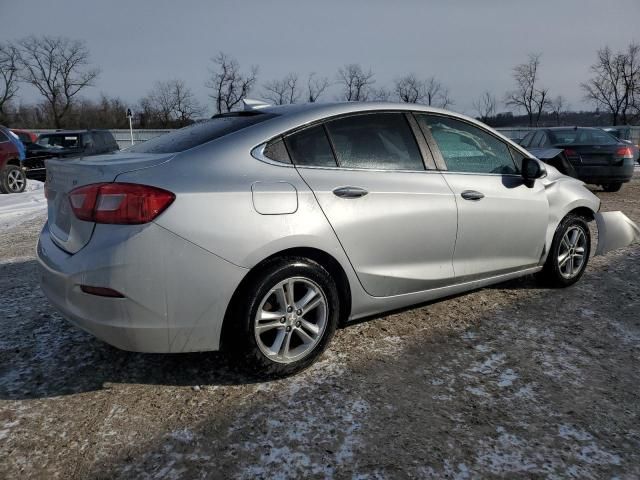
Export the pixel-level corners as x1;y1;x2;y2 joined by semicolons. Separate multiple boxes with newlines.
38;134;81;148
520;132;533;147
325;113;424;170
129;113;276;154
263;137;291;163
285;125;337;167
92;133;104;149
417;114;517;174
0;130;8;143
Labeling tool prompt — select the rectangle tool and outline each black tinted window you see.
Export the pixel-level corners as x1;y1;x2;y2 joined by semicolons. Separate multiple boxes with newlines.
129;113;276;154
417;114;517;174
263;137;291;163
549;128;618;145
37;134;81;148
520;132;533;147
285;125;336;167
0;130;8;142
325;113;423;170
92;133;104;148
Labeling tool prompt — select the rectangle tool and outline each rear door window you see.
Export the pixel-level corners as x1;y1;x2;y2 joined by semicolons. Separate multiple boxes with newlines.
128;112;277;154
417;114;517;174
325;113;424;170
285;125;337;167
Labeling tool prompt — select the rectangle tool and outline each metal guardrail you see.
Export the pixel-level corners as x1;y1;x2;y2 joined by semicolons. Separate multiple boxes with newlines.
30;129;173;150
497;126;640;146
28;125;640;150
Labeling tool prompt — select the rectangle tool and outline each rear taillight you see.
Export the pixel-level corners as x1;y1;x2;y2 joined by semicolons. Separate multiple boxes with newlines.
68;183;175;224
615;146;633;159
564;148;579;158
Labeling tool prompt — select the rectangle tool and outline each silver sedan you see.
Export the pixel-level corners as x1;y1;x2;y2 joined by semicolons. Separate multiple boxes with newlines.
37;101;639;375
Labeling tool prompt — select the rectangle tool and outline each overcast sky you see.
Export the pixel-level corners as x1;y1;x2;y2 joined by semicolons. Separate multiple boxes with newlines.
1;0;639;116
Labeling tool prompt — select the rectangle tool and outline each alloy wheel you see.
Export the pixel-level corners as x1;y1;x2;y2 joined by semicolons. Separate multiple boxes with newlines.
7;169;26;193
254;276;328;364
557;225;587;279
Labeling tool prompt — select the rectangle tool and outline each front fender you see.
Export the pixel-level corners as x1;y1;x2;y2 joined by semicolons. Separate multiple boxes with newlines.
595;211;640;256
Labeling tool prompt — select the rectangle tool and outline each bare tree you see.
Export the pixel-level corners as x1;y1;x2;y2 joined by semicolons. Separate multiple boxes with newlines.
581;43;640;125
372;87;391;101
16;36;100;128
394;74;425;103
206;52;258;114
549;95;568;125
336;64;375;101
0;42;20;123
143;79;203;127
307;72;329;103
262;73;300;105
505;53;550;127
424;76;454;108
472;91;497;122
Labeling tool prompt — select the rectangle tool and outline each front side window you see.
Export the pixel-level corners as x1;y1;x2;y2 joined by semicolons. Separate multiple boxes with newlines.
285;125;337;167
325;113;424;170
417;114;517;174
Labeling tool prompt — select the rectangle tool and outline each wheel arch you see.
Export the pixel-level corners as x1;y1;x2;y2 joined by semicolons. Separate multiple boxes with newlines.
567;206;595;222
220;246;352;350
5;158;21;167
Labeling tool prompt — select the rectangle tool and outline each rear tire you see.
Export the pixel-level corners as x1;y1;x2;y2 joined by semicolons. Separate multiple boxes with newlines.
228;256;340;377
602;183;622;192
0;165;27;194
537;214;591;288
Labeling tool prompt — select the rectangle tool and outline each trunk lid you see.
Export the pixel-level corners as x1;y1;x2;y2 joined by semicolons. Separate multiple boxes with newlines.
555;143;619;166
46;152;174;253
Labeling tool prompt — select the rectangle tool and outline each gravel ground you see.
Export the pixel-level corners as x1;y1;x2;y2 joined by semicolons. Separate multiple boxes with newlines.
1;176;639;479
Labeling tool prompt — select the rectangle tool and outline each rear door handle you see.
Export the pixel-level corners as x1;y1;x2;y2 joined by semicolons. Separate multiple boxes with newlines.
333;186;369;199
461;190;484;201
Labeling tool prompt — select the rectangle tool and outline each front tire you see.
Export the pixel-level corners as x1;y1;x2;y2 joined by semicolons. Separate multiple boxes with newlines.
602;183;622;192
0;165;27;194
230;257;340;376
538;214;591;288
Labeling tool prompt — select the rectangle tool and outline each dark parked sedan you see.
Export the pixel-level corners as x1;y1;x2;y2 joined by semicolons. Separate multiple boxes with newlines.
25;129;120;180
520;127;637;192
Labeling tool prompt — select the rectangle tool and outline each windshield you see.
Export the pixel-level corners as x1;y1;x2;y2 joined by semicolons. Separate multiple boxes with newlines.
549;129;618;146
37;134;81;149
128;112;277;154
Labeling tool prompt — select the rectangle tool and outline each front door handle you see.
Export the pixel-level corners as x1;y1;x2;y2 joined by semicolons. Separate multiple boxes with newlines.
333;186;369;199
461;190;485;201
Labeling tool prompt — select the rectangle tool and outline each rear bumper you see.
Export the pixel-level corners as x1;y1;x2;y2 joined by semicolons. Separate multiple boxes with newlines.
37;222;248;353
574;160;635;184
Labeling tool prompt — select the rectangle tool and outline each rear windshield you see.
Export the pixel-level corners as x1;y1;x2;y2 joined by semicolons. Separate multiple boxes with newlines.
549;129;618;146
128;112;277;154
37;134;81;149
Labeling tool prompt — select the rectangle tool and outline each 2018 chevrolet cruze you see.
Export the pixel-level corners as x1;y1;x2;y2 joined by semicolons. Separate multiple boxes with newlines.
37;101;639;375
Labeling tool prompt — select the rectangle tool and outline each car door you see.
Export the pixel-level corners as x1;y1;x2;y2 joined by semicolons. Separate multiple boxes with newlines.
415;113;549;281
288;112;458;297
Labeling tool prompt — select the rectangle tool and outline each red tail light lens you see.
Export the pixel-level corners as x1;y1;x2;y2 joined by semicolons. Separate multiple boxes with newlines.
564;148;578;158
68;183;175;224
615;146;633;159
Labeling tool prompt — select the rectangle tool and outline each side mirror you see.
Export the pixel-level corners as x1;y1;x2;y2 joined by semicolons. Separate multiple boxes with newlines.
521;157;546;187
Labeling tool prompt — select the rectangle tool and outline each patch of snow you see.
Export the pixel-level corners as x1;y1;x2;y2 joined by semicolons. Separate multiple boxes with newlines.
558;424;593;442
470;353;506;375
465;386;490;397
0;180;47;231
497;369;518;388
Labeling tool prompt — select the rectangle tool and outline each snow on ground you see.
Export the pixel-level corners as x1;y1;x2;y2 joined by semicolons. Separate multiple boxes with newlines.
0;180;47;231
